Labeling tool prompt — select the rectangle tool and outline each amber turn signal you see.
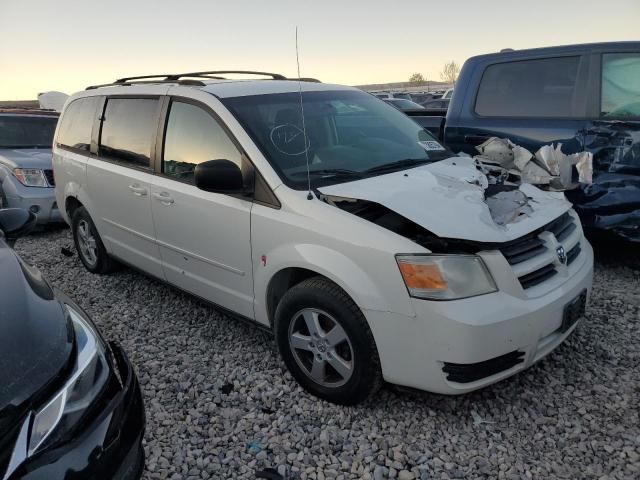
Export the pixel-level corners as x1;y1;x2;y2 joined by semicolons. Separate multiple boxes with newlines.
398;262;448;290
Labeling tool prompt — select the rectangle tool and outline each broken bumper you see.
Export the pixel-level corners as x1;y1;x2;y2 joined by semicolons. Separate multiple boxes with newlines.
364;241;594;394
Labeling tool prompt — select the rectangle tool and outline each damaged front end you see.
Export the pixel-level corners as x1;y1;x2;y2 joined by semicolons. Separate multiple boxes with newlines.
317;155;585;291
318;155;573;248
475;131;640;242
322;193;584;292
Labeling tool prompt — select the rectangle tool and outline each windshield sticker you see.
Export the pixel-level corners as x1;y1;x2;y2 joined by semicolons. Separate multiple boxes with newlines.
418;141;446;151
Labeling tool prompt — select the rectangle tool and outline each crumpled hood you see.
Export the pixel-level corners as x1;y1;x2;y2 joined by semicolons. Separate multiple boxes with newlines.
0;148;53;170
318;156;572;243
0;242;72;437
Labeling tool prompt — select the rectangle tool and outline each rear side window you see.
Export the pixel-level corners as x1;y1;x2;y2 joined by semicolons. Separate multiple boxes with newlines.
475;56;581;117
601;53;640;118
99;98;159;168
57;97;99;151
162;101;243;183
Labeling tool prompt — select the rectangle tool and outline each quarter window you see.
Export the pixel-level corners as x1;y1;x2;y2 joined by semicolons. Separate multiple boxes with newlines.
475;56;581;117
57;97;99;151
99;98;159;168
162;101;243;183
601;53;640;118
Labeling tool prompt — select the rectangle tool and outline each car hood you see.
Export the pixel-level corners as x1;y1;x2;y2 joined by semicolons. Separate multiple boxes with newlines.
318;156;572;243
0;148;53;170
0;241;73;438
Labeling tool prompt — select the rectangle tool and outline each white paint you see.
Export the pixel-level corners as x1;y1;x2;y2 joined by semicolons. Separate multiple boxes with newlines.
53;82;594;397
320;156;572;242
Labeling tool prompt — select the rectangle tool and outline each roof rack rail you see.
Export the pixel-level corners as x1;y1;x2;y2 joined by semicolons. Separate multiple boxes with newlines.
86;79;206;90
161;70;287;81
85;70;320;90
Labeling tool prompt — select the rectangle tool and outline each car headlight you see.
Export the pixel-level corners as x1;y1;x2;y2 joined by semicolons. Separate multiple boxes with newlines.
13;168;47;187
28;305;109;455
396;254;497;300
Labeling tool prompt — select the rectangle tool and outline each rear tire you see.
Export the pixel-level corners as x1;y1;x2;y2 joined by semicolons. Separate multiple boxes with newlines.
274;276;382;405
71;206;118;274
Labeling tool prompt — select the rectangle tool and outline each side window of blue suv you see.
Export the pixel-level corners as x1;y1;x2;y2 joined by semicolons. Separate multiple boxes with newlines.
601;53;640;119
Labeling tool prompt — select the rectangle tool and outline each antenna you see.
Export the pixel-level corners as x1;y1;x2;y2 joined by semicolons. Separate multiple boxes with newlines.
295;26;313;200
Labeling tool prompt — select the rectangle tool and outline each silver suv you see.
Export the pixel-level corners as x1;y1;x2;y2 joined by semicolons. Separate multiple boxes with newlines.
0;109;61;224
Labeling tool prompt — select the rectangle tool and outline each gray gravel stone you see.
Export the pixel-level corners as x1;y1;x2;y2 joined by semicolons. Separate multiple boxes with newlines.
15;228;640;479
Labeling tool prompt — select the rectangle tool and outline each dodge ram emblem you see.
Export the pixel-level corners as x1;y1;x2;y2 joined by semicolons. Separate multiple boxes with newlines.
556;245;567;265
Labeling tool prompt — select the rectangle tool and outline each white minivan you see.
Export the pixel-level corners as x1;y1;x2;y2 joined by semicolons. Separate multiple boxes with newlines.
54;71;593;405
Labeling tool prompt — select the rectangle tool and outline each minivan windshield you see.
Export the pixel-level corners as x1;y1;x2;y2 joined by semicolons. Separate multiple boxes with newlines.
222;90;451;189
0;115;58;148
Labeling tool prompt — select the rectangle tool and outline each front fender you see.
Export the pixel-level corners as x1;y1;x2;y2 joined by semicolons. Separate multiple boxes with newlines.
254;242;411;326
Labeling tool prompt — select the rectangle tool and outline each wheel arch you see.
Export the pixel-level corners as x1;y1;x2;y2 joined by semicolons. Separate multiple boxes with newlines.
257;244;393;328
61;180;96;227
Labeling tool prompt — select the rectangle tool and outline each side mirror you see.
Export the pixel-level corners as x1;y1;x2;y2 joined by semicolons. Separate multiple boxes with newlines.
194;159;245;194
0;208;37;247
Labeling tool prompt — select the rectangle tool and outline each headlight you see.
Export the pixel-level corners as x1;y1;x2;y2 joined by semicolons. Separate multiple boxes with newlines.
28;305;109;455
396;254;497;300
13;168;47;187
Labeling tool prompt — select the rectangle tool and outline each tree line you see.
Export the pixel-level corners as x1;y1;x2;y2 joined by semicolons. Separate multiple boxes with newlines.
409;61;460;86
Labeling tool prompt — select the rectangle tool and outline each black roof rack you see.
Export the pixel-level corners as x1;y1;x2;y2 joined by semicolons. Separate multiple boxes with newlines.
86;70;293;90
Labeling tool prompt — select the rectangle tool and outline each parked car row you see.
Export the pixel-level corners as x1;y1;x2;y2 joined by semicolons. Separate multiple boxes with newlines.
370;90;449;108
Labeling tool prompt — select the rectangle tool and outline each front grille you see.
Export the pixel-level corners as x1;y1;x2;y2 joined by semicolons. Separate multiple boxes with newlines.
548;212;576;242
500;237;547;265
566;242;581;265
498;211;582;290
519;263;557;289
442;350;525;383
44;169;55;186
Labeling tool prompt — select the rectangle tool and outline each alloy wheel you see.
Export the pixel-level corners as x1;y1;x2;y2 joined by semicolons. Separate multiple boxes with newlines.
77;219;98;266
287;308;354;387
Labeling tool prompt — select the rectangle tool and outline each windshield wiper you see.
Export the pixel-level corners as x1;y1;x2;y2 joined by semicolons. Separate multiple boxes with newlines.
363;158;432;175
291;168;364;179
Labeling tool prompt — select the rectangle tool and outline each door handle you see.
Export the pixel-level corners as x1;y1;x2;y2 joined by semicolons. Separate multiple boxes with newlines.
152;192;175;205
128;184;148;196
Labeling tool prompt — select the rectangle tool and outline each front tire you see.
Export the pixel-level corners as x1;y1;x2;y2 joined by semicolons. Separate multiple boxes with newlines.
72;206;118;274
274;276;382;405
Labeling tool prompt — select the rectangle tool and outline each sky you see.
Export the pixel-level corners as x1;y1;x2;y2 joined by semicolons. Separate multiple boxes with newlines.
1;0;638;100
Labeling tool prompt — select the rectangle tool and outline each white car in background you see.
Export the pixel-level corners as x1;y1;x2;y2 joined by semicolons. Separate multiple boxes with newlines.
53;71;593;405
442;87;454;99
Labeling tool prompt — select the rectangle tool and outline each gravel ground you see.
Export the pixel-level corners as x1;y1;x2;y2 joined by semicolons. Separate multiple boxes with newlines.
15;228;640;480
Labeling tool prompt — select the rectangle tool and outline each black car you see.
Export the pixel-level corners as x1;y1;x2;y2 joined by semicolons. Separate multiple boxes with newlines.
0;208;145;480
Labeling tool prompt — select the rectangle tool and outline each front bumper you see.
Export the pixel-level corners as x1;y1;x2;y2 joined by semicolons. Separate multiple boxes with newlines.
4;183;62;225
365;241;594;394
12;343;145;480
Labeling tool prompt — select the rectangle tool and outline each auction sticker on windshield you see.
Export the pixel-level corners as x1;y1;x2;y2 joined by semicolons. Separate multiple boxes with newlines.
418;140;446;151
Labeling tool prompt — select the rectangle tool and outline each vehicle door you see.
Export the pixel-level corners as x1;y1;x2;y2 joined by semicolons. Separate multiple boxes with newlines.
148;96;254;318
567;49;640;240
446;54;591;156
86;93;165;279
